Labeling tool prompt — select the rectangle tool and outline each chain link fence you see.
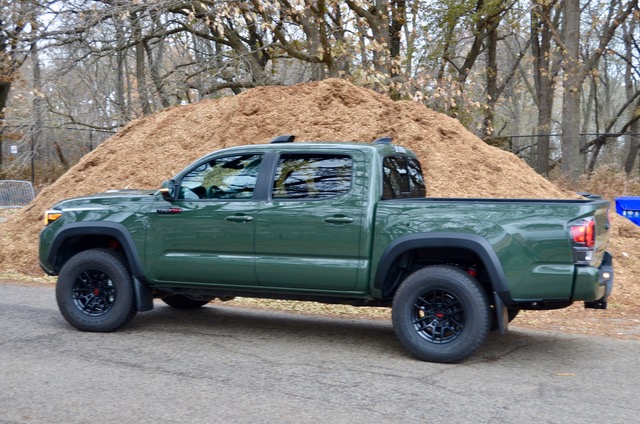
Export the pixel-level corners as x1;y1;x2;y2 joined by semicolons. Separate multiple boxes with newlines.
0;125;116;185
0;180;36;208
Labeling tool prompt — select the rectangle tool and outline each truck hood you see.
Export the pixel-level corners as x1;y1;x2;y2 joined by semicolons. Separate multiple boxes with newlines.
52;189;157;209
82;189;157;199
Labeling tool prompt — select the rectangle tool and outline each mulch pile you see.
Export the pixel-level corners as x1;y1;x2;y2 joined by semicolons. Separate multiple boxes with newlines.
1;79;638;336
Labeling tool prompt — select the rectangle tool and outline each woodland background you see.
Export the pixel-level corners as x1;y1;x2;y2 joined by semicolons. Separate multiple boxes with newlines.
1;0;639;188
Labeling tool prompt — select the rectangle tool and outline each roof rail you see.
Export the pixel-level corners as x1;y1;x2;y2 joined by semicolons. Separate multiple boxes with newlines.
270;134;296;144
373;136;393;145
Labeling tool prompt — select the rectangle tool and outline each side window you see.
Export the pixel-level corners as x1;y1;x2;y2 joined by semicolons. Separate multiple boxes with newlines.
272;154;352;200
382;156;426;199
180;154;262;200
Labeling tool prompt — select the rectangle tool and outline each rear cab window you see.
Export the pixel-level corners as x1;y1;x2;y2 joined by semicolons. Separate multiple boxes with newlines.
382;156;426;199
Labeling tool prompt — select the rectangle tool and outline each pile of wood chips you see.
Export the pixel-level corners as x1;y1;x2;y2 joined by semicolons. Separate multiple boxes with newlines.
1;79;638;337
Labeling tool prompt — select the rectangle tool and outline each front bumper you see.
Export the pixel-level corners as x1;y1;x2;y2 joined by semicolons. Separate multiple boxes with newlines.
584;251;614;310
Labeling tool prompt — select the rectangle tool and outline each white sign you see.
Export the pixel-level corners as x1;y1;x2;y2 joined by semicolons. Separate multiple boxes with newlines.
10;145;18;154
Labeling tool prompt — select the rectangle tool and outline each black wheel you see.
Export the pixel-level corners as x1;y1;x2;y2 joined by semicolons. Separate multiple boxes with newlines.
392;265;490;363
161;295;211;309
56;249;137;332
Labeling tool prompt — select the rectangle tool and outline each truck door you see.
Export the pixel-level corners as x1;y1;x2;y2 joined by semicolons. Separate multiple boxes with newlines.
254;151;366;291
146;154;263;285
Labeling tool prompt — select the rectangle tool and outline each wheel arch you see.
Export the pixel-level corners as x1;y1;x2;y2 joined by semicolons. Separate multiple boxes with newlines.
47;223;153;312
374;232;512;305
48;222;145;277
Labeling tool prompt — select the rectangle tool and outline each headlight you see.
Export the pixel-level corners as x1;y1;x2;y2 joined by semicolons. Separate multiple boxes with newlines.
44;210;62;225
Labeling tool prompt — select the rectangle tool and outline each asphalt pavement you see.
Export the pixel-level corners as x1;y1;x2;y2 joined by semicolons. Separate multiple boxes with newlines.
1;282;639;423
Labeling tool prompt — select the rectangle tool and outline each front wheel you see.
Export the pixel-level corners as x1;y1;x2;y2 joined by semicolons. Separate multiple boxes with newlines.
56;249;137;332
392;265;490;363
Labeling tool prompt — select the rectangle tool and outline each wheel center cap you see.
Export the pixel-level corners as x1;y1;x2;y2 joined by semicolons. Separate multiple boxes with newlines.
93;288;100;296
435;311;445;320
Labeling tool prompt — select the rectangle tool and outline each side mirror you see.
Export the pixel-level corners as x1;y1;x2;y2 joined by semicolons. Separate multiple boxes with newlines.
159;180;176;202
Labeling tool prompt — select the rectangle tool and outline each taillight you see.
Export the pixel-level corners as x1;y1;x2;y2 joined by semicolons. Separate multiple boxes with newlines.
569;217;596;265
570;218;595;247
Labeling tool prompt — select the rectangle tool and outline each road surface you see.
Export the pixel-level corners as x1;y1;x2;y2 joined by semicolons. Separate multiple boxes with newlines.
1;282;638;423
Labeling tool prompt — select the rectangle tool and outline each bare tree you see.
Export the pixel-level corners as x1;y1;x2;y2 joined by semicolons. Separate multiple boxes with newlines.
541;0;638;184
0;0;36;167
623;18;640;175
531;0;561;176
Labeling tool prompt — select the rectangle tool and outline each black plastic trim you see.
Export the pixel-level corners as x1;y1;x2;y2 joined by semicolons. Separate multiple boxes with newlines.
374;232;512;304
133;277;154;311
270;134;295;143
48;222;146;281
252;152;278;201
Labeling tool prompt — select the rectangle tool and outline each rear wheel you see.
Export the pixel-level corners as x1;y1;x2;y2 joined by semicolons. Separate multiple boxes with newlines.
56;249;137;332
392;265;490;363
161;295;212;309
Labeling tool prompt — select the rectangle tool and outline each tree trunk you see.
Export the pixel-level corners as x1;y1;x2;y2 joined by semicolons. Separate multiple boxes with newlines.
0;82;9;121
623;20;639;174
624;122;640;175
388;0;406;99
531;4;554;176
0;81;10;168
132;13;152;116
32;38;47;171
292;0;326;81
346;0;407;97
483;23;498;138
560;0;583;184
148;11;171;108
115;19;127;122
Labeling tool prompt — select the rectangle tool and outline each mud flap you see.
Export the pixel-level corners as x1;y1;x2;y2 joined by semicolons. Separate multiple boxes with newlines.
134;277;154;312
493;292;509;335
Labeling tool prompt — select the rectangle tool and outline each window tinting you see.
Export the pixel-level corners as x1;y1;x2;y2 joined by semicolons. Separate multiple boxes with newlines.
180;154;262;200
272;154;352;199
382;156;426;199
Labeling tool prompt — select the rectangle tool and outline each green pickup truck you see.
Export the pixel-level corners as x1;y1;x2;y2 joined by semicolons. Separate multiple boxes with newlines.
39;135;613;363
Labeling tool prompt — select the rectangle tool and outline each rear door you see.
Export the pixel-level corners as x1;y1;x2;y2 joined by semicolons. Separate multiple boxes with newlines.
254;151;367;290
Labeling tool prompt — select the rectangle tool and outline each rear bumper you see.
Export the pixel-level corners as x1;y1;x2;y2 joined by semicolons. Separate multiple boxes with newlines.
584;251;614;309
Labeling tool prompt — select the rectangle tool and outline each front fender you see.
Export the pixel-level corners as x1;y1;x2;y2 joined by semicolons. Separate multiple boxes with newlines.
45;222;146;281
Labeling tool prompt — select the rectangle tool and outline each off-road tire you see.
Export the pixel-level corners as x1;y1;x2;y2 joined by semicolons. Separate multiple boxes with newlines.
56;248;137;332
392;265;490;363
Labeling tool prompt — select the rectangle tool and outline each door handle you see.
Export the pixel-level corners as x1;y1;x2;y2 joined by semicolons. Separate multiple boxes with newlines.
225;214;254;223
323;215;354;224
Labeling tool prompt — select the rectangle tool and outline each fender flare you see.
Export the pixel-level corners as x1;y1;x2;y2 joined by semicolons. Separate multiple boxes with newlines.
48;222;153;312
374;232;512;305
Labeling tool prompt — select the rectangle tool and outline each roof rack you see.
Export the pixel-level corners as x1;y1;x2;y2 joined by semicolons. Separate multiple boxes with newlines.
373;136;392;145
270;134;296;144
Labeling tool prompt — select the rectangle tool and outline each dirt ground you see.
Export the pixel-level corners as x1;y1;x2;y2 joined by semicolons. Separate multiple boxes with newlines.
1;79;639;337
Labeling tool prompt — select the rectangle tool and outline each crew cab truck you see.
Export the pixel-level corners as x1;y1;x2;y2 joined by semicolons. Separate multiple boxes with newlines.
39;135;614;363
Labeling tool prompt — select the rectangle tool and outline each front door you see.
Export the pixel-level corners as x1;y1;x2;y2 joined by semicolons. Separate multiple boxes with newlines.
146;153;263;286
